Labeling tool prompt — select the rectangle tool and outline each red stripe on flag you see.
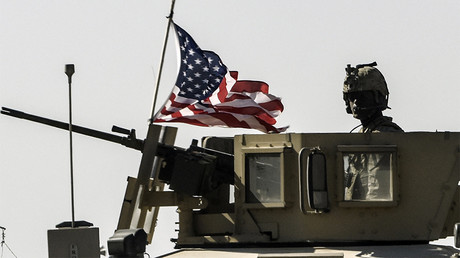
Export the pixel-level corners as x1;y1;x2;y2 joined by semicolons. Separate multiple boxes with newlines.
232;80;269;94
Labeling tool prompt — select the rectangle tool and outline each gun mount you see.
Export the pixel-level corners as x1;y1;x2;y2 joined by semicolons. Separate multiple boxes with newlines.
1;106;234;256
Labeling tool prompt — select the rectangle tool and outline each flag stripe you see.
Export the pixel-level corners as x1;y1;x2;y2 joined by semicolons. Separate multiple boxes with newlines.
155;113;282;133
232;80;269;94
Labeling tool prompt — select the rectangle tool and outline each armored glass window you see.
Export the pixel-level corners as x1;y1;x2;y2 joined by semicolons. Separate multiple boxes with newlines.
338;145;398;207
343;152;392;201
245;153;281;204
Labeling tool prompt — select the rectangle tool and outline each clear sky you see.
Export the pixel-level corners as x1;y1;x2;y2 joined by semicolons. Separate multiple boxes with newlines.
1;0;459;257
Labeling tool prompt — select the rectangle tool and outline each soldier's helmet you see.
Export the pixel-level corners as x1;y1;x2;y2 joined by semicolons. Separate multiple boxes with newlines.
343;62;389;114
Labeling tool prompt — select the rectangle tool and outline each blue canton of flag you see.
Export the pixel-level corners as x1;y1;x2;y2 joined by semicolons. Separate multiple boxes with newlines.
174;24;226;101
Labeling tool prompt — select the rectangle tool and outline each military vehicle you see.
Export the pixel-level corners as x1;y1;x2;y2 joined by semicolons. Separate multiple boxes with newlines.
2;106;460;258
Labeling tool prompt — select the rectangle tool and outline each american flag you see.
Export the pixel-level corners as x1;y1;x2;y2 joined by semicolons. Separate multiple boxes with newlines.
152;23;287;133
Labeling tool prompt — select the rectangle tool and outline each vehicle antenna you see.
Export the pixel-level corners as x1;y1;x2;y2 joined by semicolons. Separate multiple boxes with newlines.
0;226;18;258
65;64;76;228
150;0;176;122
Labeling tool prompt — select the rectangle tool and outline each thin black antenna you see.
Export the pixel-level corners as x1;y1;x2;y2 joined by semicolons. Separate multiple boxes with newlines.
65;64;76;228
0;227;18;258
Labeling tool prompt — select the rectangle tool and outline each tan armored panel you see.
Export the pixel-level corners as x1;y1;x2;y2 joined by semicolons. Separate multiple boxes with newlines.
175;132;459;247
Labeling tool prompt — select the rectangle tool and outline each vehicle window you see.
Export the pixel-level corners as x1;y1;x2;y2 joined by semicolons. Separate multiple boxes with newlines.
245;153;281;203
343;152;393;201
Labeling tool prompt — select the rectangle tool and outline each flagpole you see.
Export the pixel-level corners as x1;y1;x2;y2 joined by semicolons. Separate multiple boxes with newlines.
150;0;176;123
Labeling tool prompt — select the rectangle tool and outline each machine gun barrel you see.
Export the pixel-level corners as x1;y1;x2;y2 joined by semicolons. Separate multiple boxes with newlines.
1;107;144;151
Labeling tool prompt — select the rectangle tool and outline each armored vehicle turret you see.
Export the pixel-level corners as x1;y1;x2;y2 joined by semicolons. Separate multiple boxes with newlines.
2;107;459;257
151;132;460;257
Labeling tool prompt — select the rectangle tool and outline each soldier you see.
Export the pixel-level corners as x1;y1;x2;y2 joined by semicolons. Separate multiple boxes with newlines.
343;62;403;133
342;62;403;200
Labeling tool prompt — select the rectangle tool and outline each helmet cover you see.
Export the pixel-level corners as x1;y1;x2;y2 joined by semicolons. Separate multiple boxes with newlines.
343;62;390;113
343;62;389;96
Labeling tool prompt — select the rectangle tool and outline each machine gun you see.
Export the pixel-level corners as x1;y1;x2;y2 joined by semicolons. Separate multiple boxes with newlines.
1;106;234;256
1;107;233;193
1;107;144;151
